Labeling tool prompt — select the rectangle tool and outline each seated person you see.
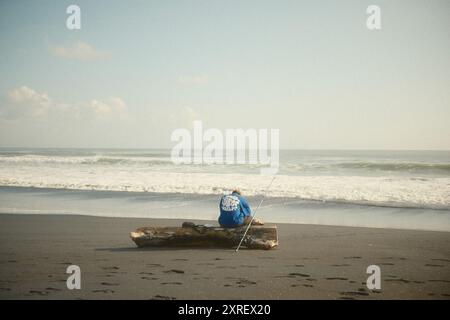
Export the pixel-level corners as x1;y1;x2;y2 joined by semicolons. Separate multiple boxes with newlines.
218;188;263;228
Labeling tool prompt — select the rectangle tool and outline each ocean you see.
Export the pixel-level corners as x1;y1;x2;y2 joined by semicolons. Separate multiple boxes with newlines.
0;148;449;231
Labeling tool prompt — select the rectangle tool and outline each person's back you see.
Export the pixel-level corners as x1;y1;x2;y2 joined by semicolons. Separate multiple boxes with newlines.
218;189;252;228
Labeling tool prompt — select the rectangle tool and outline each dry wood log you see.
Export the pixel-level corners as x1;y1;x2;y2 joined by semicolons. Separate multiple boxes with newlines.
130;222;278;250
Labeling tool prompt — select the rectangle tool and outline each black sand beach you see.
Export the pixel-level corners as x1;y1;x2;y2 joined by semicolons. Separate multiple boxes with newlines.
0;214;449;300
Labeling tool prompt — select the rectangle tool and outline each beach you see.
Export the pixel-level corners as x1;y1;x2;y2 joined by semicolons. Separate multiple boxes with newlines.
0;149;449;300
1;213;449;300
2;0;449;305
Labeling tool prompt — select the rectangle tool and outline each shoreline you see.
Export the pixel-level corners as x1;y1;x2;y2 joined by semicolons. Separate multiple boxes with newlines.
0;214;449;299
1;211;449;235
2;184;450;212
1;186;449;232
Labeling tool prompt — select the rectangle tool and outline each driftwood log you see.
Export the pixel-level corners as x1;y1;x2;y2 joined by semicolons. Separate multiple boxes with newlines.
130;222;278;250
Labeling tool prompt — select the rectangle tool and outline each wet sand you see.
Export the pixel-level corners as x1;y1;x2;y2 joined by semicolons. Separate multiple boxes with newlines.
0;213;449;299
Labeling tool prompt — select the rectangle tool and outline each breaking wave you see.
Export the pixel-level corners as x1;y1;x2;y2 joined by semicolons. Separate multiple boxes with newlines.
0;149;449;210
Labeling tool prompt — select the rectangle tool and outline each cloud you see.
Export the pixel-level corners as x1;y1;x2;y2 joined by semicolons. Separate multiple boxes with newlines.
3;86;52;118
177;75;209;85
1;86;127;120
50;41;109;61
88;97;127;118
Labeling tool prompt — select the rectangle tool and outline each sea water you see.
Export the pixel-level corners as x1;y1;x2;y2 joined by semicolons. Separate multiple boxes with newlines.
0;148;449;231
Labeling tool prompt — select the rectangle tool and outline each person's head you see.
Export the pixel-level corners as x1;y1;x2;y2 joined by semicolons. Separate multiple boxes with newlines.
232;188;241;195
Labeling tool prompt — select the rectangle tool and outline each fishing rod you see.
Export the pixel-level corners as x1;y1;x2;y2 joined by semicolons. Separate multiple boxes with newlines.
235;175;276;252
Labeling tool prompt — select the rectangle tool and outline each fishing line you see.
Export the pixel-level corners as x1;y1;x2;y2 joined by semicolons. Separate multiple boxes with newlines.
235;175;276;252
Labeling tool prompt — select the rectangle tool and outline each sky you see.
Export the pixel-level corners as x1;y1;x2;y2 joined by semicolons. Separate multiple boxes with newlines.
0;0;449;150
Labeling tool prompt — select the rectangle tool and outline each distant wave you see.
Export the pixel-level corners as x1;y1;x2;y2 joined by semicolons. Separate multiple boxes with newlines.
2;155;450;174
336;161;450;172
0;154;173;166
1;150;449;210
285;161;450;174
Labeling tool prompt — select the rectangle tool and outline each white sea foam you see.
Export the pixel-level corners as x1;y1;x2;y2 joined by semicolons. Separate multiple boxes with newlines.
1;149;449;210
0;154;172;165
0;164;449;209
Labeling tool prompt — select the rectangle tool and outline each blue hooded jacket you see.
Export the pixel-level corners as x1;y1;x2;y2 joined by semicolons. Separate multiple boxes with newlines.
218;192;252;228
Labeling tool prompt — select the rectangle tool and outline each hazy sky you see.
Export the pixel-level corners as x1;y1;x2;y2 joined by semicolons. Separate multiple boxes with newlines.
0;0;449;149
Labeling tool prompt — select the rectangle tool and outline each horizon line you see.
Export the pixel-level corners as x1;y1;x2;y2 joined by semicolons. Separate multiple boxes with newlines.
0;146;449;152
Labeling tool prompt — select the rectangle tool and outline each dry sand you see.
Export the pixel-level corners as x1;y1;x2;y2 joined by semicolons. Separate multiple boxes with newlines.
0;214;449;299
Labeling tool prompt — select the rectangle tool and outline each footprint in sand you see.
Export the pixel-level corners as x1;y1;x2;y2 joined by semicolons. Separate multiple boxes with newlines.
107;271;124;275
152;294;176;300
141;276;159;280
289;273;311;278
340;291;369;296
92;289;114;293
386;278;411;283
28;290;49;296
101;266;120;270
164;269;185;274
371;290;382;294
239;265;258;268
45;287;61;291
101;282;119;286
236;279;257;285
303;284;314;288
431;258;450;263
386;278;424;284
